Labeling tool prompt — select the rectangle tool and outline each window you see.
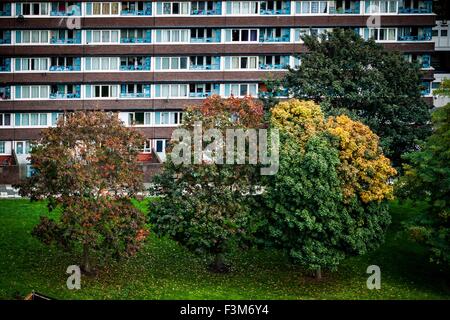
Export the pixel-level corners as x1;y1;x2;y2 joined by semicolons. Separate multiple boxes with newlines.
154;84;188;98
442;30;448;37
224;83;258;97
121;29;151;43
155;57;188;70
155;140;166;153
366;1;397;14
85;85;118;98
225;29;258;42
296;1;328;14
157;1;190;15
191;1;220;15
225;56;258;69
259;55;289;69
128;112;146;125
154;112;182;125
228;1;259;14
15;113;48;126
15;85;49;99
85;57;119;71
0;141;5;154
0;113;11;126
122;1;150;14
365;28;396;41
86;2;120;15
16;30;49;44
15;141;31;155
142;140;152;153
15;58;48;71
120;56;149;70
50;84;79;99
155;29;189;43
86;30;120;44
17;2;49;16
189;83;218;97
0;86;10;100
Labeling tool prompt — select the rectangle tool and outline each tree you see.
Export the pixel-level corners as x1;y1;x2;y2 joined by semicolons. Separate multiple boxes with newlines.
260;99;394;278
397;83;450;267
283;29;431;165
149;95;264;272
17;111;149;274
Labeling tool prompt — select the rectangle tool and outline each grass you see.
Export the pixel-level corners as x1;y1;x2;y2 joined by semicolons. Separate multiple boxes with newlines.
0;199;449;300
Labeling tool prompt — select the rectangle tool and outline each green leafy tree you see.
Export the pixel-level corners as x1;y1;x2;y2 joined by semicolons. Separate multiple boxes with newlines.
17;111;149;274
260;99;393;278
398;84;450;266
149;95;264;272
284;29;431;165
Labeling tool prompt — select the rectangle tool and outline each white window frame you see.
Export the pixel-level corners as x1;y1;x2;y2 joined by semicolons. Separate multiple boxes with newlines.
87;30;120;44
225;29;259;43
365;0;398;14
17;2;50;17
16;30;50;45
154;57;189;71
228;1;259;15
154;84;189;98
157;1;190;15
86;2;120;16
15;85;49;100
14;57;49;72
154;29;190;43
295;1;329;15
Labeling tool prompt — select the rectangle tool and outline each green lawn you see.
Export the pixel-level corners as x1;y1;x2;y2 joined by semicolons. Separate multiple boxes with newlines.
0;199;449;300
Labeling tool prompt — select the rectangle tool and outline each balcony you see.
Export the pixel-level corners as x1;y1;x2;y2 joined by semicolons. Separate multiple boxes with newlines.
399;1;432;14
0;4;11;16
0;59;11;72
259;63;287;70
189;92;215;98
260;1;291;15
49;92;80;99
329;1;360;14
121;2;152;16
120;92;150;98
191;1;222;15
120;65;150;71
50;3;82;16
49;65;80;72
260;29;290;43
398;28;433;41
120;34;151;43
0;87;11;100
189;63;220;70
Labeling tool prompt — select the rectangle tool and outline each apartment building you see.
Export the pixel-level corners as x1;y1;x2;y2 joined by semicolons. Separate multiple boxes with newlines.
0;0;436;182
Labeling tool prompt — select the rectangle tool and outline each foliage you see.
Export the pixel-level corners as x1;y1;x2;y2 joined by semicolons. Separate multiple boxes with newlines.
17;111;148;273
149;95;264;272
2;199;450;299
261;99;394;275
397;98;450;266
283;29;431;165
434;78;450;97
327;115;397;203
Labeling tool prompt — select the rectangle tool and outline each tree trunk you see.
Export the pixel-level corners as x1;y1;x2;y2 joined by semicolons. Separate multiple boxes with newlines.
82;244;91;274
208;252;230;273
315;266;322;280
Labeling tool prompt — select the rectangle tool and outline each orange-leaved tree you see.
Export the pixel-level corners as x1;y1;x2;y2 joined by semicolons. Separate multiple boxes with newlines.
17;111;149;274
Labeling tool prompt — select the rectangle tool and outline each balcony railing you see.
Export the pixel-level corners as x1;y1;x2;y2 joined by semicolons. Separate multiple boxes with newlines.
260;8;290;15
189;64;220;70
0;38;11;44
259;63;287;70
120;37;151;43
49;65;80;71
399;2;433;14
398;34;432;41
120;92;150;98
121;9;152;16
189;92;217;98
49;92;80;99
50;38;81;44
0;10;11;16
191;8;222;15
190;37;221;43
260;35;290;42
120;65;150;71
